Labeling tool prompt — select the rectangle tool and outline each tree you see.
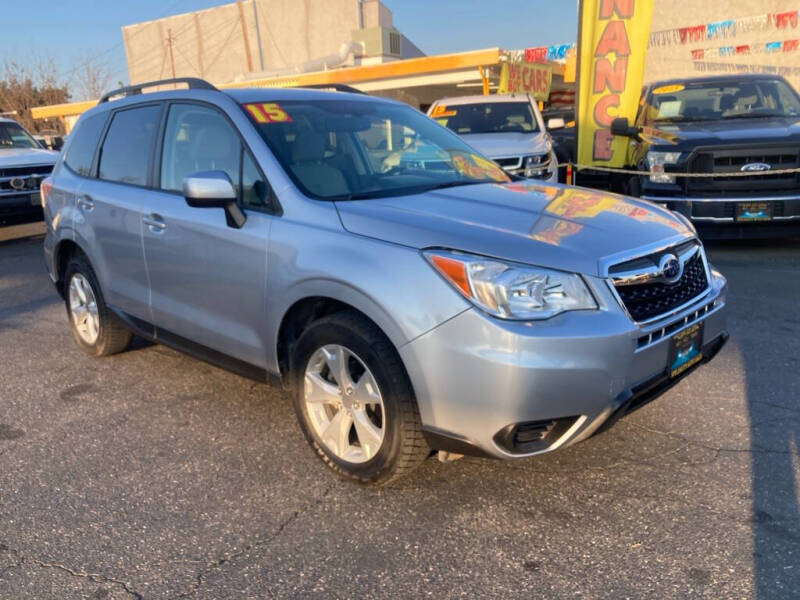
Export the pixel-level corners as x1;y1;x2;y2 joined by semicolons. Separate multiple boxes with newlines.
72;54;113;102
0;55;69;133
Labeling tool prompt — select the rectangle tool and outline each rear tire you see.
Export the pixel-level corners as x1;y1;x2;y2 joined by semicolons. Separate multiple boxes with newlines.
64;254;132;357
292;310;429;485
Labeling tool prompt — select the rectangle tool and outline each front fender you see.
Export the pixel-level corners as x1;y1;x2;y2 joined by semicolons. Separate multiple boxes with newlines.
263;219;470;373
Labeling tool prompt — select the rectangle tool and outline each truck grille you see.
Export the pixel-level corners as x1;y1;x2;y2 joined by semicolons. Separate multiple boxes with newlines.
0;164;53;196
686;145;800;196
612;245;709;322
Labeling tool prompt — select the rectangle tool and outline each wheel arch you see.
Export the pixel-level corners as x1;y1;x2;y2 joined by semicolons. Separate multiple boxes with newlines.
274;286;409;387
52;238;88;298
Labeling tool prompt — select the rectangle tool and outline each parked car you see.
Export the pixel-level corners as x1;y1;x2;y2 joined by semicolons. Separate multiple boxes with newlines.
427;94;558;182
610;74;800;237
43;78;728;484
0;118;58;226
542;107;574;183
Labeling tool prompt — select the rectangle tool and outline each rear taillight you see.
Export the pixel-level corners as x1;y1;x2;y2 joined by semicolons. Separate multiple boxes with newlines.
40;176;53;209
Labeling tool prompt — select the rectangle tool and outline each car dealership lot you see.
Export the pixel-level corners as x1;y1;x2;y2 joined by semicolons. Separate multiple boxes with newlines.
1;229;798;599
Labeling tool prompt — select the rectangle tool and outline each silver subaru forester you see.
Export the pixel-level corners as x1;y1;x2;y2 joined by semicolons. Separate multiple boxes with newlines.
42;79;728;484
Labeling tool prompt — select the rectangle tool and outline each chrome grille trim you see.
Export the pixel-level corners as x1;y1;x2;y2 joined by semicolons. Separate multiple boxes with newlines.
606;240;713;325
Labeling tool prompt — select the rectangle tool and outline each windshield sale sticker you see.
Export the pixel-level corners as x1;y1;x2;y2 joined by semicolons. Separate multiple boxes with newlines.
652;84;686;95
430;105;457;118
244;103;292;123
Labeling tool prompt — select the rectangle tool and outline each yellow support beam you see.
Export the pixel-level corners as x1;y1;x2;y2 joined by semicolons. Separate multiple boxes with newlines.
29;48;504;122
224;47;503;89
31;100;98;120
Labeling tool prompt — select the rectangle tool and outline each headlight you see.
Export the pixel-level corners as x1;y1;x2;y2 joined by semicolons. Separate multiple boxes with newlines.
425;250;597;320
646;151;682;184
523;153;551;178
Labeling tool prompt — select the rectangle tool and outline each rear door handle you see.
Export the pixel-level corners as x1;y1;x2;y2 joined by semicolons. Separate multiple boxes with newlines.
77;195;94;211
142;213;166;232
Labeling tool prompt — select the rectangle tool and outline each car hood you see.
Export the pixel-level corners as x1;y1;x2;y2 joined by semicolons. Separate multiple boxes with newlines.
0;147;58;167
335;182;691;277
648;116;800;149
460;132;550;158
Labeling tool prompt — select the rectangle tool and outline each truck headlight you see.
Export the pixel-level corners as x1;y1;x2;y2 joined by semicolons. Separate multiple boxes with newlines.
425;250;597;320
523;153;551;178
646;151;682;184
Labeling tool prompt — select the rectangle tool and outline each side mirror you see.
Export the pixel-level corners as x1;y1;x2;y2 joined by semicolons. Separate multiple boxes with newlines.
610;117;638;138
183;170;246;228
547;117;566;130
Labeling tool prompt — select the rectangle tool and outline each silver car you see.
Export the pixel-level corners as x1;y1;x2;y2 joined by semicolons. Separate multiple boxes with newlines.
42;79;728;484
427;94;558;182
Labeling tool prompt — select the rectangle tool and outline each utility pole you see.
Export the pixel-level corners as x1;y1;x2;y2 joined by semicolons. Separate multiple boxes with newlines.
166;28;177;84
252;0;265;71
236;0;254;73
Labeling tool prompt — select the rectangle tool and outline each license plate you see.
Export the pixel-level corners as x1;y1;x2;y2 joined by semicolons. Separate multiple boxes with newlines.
668;322;704;379
735;201;771;222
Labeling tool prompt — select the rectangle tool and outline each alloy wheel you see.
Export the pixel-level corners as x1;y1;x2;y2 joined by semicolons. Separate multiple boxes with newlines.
303;344;385;463
68;273;100;345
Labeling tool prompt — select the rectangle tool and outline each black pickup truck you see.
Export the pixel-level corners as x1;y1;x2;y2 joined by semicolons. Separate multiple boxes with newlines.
610;74;800;238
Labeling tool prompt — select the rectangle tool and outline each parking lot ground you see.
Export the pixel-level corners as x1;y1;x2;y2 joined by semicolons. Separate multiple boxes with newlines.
1;230;799;599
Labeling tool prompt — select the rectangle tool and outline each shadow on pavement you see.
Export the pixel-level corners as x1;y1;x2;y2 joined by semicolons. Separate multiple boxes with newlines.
706;237;800;599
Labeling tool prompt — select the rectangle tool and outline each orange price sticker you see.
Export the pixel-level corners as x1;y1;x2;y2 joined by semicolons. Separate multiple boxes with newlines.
244;102;292;123
430;104;457;118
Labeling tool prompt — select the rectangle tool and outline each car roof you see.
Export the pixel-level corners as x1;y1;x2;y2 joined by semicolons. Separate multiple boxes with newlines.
223;87;394;104
0;117;20;124
646;73;790;90
433;94;532;106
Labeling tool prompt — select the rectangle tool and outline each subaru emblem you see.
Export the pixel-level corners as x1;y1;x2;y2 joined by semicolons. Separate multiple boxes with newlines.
740;162;771;172
659;253;682;283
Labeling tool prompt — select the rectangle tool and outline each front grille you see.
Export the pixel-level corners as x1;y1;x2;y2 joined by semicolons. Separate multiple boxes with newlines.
686;145;800;196
0;164;53;196
494;156;521;169
614;250;709;322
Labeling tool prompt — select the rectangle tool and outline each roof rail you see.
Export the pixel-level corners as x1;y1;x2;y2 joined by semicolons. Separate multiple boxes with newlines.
99;78;218;103
299;84;367;95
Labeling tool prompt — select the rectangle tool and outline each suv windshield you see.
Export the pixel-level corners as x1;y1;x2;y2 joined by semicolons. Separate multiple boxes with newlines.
434;101;539;134
0;122;40;149
645;79;800;123
243;98;509;200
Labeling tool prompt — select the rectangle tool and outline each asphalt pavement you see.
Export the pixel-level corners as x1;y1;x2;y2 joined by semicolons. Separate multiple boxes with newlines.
1;224;799;599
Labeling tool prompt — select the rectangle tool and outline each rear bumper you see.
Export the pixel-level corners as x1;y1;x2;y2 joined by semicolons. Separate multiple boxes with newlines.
401;269;728;459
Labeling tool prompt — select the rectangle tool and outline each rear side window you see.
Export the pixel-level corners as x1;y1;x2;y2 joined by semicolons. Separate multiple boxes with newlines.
98;105;161;186
64;112;107;177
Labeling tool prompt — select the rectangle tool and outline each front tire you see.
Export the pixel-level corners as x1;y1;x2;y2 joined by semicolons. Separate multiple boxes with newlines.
292;311;429;485
64;254;132;357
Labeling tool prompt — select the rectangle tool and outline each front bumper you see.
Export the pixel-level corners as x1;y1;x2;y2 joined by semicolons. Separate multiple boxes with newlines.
0;191;43;225
400;268;728;459
643;194;800;223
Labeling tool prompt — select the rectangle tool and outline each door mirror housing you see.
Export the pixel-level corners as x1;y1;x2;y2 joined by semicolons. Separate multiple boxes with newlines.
182;171;246;228
547;117;566;130
610;117;639;138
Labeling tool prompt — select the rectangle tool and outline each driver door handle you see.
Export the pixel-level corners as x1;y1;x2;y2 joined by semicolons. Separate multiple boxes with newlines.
77;195;94;211
142;213;166;232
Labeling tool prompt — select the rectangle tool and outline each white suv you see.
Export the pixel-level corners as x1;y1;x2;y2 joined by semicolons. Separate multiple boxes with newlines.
427;94;557;182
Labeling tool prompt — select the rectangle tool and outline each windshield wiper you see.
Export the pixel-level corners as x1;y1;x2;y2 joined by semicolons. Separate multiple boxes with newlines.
722;112;787;120
326;180;494;201
652;117;708;123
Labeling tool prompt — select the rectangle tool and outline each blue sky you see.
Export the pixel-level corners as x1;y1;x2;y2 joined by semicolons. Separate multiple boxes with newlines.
0;0;577;90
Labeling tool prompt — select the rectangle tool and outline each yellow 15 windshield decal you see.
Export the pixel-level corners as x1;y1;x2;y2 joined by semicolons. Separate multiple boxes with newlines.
244;102;292;123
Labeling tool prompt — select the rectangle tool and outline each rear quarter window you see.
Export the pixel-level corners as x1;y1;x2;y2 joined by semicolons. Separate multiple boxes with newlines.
63;112;108;177
98;104;161;186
